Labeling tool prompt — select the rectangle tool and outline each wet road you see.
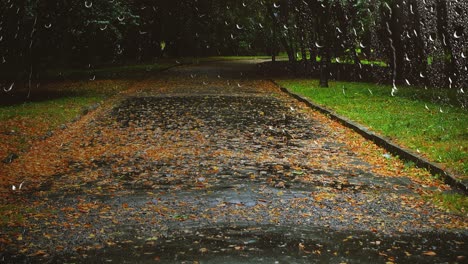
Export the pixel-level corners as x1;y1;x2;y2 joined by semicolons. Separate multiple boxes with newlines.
1;60;467;263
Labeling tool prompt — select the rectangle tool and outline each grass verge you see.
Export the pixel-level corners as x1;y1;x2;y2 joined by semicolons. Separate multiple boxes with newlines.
0;80;132;159
276;79;467;180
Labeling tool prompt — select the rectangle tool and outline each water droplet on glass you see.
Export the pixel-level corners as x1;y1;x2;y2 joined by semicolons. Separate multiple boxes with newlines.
336;27;342;34
315;42;323;48
85;1;92;8
419;72;425;78
4;82;14;92
404;53;410;61
283;25;288;30
273;3;280;8
258;23;264;29
391;84;398;96
118;16;125;22
461;52;466;59
453;31;461;39
405;79;411;85
236;24;243;30
44;23;52;29
139;30;147;35
90;75;96;81
335;58;341;63
100;25;108;31
359;42;366;48
425;104;430;111
242;2;247;7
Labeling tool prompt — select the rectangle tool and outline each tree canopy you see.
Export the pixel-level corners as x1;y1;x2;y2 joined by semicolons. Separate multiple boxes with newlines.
0;0;466;92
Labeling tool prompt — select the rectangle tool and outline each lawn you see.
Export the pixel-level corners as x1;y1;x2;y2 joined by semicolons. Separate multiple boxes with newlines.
0;80;132;159
276;79;467;180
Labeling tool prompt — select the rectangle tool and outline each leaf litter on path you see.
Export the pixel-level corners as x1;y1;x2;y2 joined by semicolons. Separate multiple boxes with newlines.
0;62;466;263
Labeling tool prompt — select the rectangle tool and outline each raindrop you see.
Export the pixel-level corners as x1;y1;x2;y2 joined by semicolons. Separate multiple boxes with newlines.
420;72;425;78
2;56;5;63
242;2;247;7
336;27;342;34
359;42;366;48
100;25;108;31
335;58;341;63
460;88;464;94
283;25;288;30
237;83;242;87
273;3;280;8
353;28;357;36
118;16;125;22
44;23;52;29
425;104;430;110
90;75;96;81
405;79;411;85
404;53;410;62
4;82;14;92
439;107;444;113
428;34;435;42
258;23;264;29
84;1;92;8
410;4;414;15
462;52;466;59
315;42;323;48
453;31;461;39
139;31;147;35
236;24;243;30
391;84;398;96
368;89;373;95
230;34;235;40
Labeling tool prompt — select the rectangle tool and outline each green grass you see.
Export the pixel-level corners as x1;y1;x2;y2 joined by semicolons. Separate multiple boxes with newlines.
44;61;183;80
427;192;467;215
0;96;102;122
277;79;468;178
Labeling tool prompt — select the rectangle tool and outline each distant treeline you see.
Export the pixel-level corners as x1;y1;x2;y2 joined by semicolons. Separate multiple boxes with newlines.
0;0;466;91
